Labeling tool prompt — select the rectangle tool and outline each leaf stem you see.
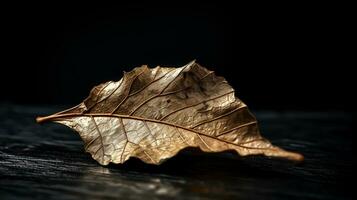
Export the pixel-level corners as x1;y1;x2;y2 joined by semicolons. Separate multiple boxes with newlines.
36;115;57;123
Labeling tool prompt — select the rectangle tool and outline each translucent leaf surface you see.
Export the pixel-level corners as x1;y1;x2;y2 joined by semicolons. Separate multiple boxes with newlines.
37;61;303;165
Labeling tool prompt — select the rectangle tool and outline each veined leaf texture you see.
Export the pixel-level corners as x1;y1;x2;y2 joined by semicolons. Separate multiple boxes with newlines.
37;61;303;165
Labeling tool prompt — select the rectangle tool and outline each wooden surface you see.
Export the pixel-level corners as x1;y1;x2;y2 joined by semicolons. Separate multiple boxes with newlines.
0;104;354;199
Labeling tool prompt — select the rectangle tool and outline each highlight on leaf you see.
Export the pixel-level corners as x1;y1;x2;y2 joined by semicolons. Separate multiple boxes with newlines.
36;61;303;165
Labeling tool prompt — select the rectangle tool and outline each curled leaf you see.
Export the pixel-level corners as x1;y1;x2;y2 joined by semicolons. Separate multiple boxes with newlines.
36;61;303;165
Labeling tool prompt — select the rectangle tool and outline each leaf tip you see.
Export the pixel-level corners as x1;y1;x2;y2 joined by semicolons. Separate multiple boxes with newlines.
281;150;304;162
264;147;304;162
290;152;304;162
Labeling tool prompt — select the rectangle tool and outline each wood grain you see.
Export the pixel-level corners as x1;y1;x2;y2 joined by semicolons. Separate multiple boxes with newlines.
0;104;354;199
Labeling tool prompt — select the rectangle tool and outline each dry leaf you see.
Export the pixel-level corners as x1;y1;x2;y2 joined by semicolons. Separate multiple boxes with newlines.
36;61;303;165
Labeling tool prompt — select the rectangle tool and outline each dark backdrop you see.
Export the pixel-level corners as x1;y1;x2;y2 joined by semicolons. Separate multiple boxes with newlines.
2;3;353;110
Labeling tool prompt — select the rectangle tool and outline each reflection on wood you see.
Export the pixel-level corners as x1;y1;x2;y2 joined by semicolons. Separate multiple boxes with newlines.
0;104;354;199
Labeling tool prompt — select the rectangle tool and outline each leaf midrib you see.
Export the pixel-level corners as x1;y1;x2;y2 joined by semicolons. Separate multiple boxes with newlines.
47;113;270;150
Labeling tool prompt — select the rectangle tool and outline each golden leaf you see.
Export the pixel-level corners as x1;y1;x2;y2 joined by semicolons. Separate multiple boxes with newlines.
36;61;303;165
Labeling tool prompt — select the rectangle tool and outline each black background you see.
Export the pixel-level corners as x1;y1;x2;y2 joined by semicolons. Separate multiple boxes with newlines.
1;2;353;110
1;3;355;200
